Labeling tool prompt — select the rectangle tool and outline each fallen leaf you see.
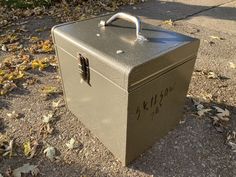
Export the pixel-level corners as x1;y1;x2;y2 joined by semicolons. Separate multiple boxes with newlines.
31;59;48;71
40;124;54;138
40;86;59;95
52;100;60;108
23;141;31;156
228;141;236;152
13;163;39;177
23;140;39;159
196;103;204;110
3;139;14;157
213;106;230;118
193;99;211;117
41;40;54;53
197;108;212;117
29;40;54;54
229;62;236;69
52;100;64;108
0;82;17;95
227;131;236;141
207;71;217;79
0;134;14;158
1;44;7;51
66;138;75;150
6;42;23;52
192;99;203;109
30;36;40;42
7;111;24;119
42;113;54;123
43;146;56;161
163;19;173;25
209;35;225;40
211;116;220;125
35;28;44;32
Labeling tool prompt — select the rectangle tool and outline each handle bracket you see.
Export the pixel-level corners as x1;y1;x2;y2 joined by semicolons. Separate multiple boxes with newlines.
99;12;147;41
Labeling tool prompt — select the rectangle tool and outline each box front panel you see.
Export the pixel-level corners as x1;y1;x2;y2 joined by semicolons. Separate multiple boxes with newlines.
56;47;128;163
126;58;196;164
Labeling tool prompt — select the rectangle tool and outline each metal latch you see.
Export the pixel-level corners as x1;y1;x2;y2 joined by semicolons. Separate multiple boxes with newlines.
78;54;91;86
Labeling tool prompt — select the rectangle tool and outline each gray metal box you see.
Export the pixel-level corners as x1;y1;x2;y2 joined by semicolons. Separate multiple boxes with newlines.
52;13;199;165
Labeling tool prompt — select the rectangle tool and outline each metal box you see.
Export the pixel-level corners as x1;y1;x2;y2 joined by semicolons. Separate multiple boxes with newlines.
52;13;200;165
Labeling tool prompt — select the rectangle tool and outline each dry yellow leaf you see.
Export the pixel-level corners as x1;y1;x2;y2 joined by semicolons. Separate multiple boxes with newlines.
42;45;52;52
163;19;173;26
0;82;17;96
35;28;44;32
41;86;58;94
15;71;24;79
23;141;31;156
5;71;24;81
31;60;48;71
0;70;5;76
209;35;224;40
30;36;40;42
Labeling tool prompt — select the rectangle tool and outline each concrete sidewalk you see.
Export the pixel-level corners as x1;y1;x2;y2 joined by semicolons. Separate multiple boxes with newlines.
122;0;236;34
121;0;236;88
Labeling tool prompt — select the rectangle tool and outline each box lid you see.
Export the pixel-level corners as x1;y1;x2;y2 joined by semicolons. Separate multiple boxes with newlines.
52;13;199;91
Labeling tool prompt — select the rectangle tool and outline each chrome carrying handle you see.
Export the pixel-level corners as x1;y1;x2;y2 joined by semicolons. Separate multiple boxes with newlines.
99;12;147;41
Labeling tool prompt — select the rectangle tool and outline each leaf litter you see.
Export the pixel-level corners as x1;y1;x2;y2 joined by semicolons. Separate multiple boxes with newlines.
0;54;58;96
7;111;24;119
193;99;212;117
12;163;39;177
0;133;14;157
192;98;232;134
52;99;64;108
42;113;54;123
40;112;55;138
23;140;39;159
43;146;56;161
226;131;236;153
66;138;76;150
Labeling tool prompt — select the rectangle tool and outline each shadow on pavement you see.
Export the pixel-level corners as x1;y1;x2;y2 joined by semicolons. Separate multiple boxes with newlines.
122;0;236;22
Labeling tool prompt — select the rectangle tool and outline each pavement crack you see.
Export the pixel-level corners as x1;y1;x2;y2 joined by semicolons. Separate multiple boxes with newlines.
174;0;236;22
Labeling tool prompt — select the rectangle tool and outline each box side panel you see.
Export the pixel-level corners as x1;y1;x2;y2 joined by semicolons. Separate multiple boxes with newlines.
57;48;128;163
125;58;196;165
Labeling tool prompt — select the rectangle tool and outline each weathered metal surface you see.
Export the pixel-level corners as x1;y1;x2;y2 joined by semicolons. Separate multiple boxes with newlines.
52;13;199;165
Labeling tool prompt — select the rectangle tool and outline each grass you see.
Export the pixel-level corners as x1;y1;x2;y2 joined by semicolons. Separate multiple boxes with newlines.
0;0;54;8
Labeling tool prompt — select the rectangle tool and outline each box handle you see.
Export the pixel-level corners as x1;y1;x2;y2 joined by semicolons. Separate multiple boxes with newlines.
99;12;147;41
